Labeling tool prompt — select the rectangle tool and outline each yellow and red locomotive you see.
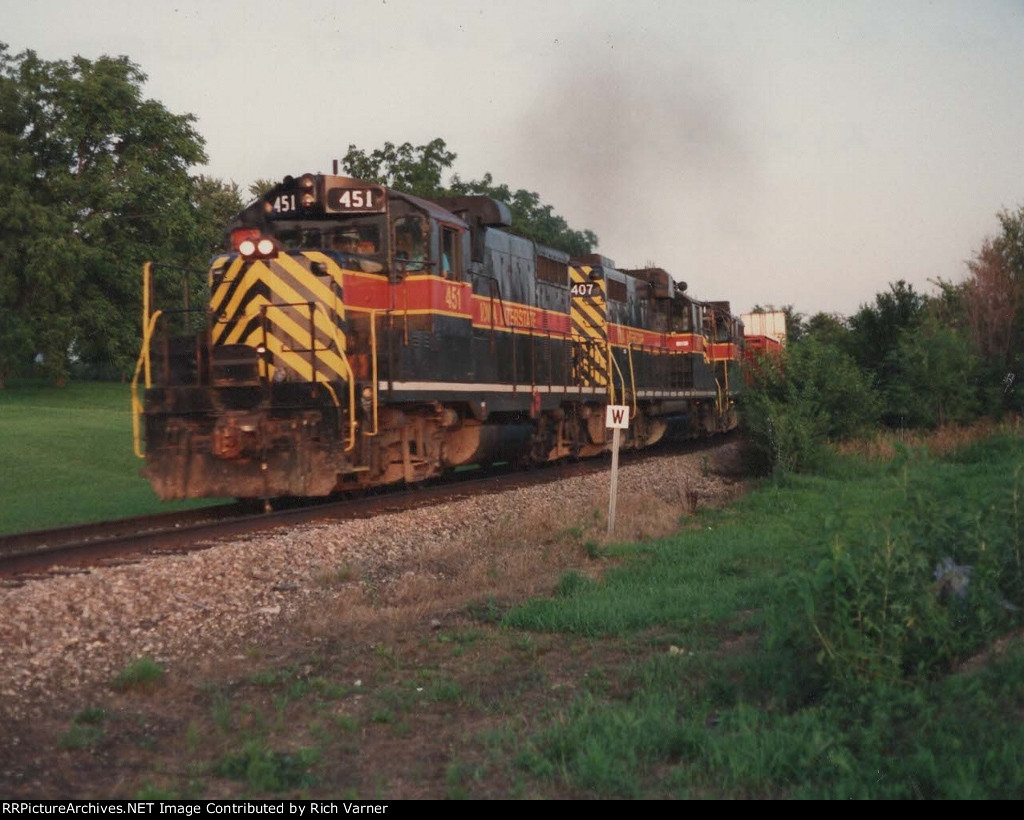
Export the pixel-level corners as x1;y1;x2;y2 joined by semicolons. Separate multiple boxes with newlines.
132;172;743;500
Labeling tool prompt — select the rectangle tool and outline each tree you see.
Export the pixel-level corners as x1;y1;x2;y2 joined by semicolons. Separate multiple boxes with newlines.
248;179;277;200
803;311;850;349
0;46;44;386
192;175;245;258
960;205;1024;412
341;138;597;257
0;45;209;384
886;317;981;429
961;236;1019;370
342;138;456;198
847;280;927;425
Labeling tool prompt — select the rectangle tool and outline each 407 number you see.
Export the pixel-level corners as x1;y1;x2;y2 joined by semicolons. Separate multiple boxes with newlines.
571;282;596;296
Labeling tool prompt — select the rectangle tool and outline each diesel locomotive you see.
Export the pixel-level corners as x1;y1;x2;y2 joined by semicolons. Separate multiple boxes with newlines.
131;172;744;500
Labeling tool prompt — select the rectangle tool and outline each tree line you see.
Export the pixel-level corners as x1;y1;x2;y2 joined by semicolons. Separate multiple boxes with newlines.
743;204;1024;472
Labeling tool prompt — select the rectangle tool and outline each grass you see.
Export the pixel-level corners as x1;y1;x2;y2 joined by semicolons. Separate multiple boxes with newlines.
0;379;227;534
492;432;1024;798
111;656;167;692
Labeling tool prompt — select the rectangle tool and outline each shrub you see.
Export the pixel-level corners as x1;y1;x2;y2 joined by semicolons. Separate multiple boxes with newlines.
766;450;1024;698
741;338;880;476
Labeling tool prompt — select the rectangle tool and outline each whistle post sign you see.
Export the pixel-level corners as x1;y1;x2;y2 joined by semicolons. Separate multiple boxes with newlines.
605;405;629;536
605;405;629;429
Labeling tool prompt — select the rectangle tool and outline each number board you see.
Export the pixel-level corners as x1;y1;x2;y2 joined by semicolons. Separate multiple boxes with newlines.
267;193;301;217
325;185;386;214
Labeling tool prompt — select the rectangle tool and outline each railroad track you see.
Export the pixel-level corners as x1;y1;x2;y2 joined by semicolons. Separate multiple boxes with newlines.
0;436;734;579
0;464;578;578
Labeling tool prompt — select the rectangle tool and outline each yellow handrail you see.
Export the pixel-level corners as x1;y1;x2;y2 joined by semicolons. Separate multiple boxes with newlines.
606;340;617;406
130;261;162;458
606;341;637;419
334;304;381;438
626;343;638;419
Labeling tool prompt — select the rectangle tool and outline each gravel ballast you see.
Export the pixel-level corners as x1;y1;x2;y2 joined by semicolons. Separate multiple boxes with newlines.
0;442;747;724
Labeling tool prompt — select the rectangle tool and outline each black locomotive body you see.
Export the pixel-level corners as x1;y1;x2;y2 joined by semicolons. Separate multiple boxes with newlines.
132;173;743;500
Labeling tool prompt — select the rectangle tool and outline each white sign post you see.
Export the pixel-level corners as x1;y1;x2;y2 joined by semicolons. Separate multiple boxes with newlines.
605;405;629;537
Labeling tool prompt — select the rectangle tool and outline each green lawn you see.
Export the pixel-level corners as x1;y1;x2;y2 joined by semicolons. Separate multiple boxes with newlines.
0;380;222;534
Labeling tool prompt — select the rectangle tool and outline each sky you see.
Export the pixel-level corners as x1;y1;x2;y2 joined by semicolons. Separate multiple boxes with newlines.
3;0;1024;318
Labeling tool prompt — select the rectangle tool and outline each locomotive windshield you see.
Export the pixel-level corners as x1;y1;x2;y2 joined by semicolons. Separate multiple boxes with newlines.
275;216;385;255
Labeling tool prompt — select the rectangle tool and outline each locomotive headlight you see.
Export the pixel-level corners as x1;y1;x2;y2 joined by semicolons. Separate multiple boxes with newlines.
238;236;279;260
301;193;315;208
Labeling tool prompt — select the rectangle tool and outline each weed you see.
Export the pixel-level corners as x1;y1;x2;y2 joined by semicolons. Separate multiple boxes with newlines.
74;706;107;725
466;595;504;623
445;760;483;800
423;678;462;703
437;629;484;647
185;722;201;755
333;714;359;733
215;741;319;792
59;723;104;750
135;783;179;800
111;656;165;692
315;565;355;587
210;693;234;733
370;709;394;724
554;570;592;598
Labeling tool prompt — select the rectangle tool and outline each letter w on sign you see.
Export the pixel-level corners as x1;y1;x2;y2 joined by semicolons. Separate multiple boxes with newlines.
605;405;629;429
604;405;629;536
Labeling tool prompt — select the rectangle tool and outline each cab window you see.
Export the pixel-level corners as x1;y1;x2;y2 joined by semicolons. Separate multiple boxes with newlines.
394;216;427;271
441;225;459;280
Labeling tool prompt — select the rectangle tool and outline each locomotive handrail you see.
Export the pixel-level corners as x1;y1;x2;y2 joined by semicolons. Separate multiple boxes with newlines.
334;303;381;438
606;341;638;418
624;343;639;419
130;307;164;458
131;262;162;459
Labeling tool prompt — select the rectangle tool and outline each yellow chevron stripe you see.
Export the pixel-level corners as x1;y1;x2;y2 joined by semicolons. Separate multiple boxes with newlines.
210;257;246;319
568;267;609;389
569;269;607;322
219;290;349;382
216;261;346;354
276;253;345;315
215;264;267;331
259;304;349;378
572;302;606;332
254;331;319;383
235;318;349;383
221;291;268;345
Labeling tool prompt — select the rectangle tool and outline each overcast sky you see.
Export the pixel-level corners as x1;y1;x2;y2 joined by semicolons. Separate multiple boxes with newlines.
4;0;1024;318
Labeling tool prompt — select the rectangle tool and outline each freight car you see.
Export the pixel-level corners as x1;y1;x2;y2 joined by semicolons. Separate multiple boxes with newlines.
131;172;744;500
